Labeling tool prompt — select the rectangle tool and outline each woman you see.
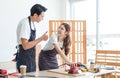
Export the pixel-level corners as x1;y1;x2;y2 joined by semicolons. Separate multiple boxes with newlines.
39;23;75;71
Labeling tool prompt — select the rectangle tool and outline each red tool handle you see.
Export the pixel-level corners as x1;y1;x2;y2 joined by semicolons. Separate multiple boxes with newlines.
0;69;7;74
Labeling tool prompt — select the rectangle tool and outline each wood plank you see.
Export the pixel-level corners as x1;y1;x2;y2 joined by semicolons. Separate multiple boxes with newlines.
48;69;85;77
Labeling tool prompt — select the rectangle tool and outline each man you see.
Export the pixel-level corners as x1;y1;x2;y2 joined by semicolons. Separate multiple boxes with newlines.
16;4;48;72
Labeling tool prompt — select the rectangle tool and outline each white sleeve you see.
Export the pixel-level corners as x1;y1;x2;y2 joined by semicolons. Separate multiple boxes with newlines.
52;34;63;48
52;34;58;43
19;20;30;40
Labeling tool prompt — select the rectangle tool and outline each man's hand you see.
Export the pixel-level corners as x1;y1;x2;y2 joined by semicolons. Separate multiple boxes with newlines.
41;31;48;41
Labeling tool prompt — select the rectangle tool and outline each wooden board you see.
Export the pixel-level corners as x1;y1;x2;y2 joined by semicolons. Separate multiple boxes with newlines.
48;69;85;77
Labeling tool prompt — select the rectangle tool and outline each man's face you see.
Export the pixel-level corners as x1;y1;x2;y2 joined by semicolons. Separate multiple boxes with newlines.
36;12;45;22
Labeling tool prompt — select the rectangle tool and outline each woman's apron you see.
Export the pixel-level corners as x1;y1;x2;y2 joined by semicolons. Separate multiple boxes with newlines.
17;16;36;72
39;48;59;71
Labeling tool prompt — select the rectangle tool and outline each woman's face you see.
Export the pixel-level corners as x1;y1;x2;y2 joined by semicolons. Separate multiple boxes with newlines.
57;25;67;37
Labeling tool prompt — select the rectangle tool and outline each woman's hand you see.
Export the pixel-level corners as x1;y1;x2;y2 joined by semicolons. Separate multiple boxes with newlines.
66;62;78;67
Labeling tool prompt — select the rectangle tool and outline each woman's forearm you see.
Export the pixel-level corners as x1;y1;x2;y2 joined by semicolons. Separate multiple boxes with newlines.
54;43;70;63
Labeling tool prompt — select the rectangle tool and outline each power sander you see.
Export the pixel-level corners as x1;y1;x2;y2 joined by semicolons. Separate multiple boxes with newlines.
0;69;8;78
68;62;81;74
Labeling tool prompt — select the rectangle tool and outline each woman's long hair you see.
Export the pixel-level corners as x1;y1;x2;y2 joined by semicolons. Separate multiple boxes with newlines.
61;23;71;56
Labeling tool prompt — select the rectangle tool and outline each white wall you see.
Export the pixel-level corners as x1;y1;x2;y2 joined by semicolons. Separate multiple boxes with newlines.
0;0;67;62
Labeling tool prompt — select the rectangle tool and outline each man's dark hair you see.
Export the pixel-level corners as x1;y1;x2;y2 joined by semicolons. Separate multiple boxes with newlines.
30;4;47;16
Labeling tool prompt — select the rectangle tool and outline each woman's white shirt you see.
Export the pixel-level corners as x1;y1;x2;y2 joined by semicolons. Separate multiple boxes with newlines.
43;34;63;51
16;17;35;45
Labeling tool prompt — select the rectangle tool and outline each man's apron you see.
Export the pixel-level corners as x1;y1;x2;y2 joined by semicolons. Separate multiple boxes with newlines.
17;16;36;72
